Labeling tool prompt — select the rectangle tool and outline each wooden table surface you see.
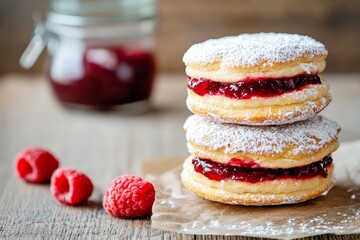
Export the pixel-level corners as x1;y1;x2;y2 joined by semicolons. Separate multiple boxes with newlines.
0;73;359;239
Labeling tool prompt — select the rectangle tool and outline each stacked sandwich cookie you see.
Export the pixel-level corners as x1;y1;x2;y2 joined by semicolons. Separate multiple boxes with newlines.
181;33;341;205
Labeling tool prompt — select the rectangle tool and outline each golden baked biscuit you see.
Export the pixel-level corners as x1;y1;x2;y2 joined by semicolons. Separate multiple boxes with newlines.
181;115;341;205
183;33;330;125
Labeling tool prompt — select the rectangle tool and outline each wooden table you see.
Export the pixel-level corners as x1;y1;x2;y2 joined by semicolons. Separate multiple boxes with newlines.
0;74;359;239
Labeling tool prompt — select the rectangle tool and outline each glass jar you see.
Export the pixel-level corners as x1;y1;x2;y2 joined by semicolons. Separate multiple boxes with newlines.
21;0;157;110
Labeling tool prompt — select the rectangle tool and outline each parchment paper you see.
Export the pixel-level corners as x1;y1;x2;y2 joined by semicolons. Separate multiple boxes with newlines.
147;141;360;239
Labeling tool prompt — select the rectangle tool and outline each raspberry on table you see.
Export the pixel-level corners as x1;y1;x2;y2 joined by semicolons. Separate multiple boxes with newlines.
103;175;155;219
15;147;59;183
50;168;93;206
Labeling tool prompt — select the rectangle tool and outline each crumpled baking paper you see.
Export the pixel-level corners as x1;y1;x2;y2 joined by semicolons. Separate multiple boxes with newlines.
147;141;360;239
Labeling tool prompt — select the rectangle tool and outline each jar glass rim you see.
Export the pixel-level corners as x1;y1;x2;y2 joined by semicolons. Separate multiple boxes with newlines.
49;0;157;26
45;16;157;39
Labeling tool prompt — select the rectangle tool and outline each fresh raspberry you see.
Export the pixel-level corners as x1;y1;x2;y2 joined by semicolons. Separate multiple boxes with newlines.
15;147;59;183
50;168;93;206
103;175;155;218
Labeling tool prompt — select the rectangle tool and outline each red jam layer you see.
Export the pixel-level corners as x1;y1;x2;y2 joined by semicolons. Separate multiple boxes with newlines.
192;156;332;183
49;46;156;107
188;74;321;99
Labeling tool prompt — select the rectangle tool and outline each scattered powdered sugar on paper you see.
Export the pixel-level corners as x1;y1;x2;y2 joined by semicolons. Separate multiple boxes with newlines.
151;161;360;239
184;115;340;155
183;33;327;67
149;141;360;238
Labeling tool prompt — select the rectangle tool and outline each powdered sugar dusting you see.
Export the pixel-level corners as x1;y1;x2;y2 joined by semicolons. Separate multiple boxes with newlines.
187;95;330;126
183;33;327;67
300;63;318;74
186;81;331;125
184;115;340;155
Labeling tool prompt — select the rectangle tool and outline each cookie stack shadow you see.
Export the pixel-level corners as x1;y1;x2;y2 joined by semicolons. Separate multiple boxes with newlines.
180;33;341;206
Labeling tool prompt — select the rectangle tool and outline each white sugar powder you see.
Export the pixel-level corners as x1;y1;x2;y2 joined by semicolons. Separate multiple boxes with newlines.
183;33;327;67
184;115;340;155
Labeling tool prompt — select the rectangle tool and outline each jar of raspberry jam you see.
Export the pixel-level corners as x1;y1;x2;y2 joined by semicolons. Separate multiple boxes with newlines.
21;0;157;110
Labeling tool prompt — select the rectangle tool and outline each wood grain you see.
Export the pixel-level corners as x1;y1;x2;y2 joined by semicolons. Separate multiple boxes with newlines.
0;74;359;239
1;0;360;75
156;0;360;73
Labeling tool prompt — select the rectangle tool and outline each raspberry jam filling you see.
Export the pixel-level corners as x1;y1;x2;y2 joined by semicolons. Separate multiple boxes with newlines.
188;74;321;99
192;156;332;183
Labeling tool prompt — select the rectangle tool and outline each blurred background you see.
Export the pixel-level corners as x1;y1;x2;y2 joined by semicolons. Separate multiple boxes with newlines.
1;0;360;76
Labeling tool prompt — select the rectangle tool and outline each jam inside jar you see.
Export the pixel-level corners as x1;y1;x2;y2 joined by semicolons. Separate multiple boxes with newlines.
48;42;156;107
21;0;158;109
